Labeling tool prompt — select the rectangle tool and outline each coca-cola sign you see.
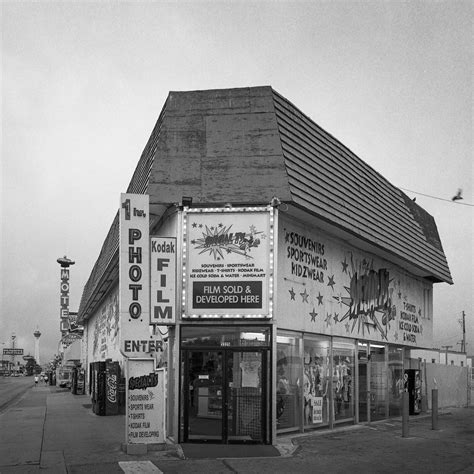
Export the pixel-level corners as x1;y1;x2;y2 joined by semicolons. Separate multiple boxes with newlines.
106;374;117;403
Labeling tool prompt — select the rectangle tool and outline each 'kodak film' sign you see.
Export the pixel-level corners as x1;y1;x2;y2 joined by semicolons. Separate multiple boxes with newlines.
150;237;176;324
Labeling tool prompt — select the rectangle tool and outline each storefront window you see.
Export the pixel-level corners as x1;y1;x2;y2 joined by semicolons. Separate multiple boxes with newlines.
370;343;387;421
276;332;302;432
332;338;355;423
303;337;330;427
388;346;404;417
358;342;369;422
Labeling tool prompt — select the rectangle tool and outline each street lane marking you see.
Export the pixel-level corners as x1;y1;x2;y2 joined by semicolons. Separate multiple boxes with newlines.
119;460;163;473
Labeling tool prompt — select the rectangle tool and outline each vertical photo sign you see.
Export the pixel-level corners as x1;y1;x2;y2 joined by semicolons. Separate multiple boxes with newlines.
126;359;165;444
119;193;150;356
184;208;273;318
151;237;176;325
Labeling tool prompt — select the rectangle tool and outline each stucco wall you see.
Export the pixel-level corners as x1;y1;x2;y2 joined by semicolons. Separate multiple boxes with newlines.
85;285;122;364
277;214;434;347
425;363;469;409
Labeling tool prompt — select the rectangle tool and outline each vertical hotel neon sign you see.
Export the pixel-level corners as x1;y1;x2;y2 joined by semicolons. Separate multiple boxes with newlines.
57;256;75;336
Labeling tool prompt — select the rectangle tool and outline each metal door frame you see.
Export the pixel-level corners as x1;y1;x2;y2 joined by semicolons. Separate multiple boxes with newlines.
181;347;268;444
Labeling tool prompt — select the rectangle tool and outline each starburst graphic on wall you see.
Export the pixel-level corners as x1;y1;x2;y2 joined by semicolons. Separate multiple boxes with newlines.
334;253;395;340
190;223;266;261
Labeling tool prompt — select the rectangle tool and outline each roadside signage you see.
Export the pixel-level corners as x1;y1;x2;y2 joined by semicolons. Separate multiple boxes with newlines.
57;256;75;337
150;237;176;325
3;348;23;356
126;358;165;444
60;268;70;320
120;193;158;357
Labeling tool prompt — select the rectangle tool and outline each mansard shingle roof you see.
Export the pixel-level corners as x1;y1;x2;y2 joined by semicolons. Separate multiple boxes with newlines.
78;86;452;322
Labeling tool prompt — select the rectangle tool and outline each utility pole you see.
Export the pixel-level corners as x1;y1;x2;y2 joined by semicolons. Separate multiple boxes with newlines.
461;311;466;353
441;345;452;365
11;334;16;375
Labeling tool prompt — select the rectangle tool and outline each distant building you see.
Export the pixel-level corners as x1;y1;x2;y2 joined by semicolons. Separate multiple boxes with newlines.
77;87;452;445
411;348;467;367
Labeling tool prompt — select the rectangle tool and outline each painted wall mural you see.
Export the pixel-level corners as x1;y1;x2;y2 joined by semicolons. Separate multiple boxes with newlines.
90;287;120;360
277;216;432;347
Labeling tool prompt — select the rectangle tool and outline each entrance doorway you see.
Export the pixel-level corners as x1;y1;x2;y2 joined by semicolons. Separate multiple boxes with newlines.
183;349;267;443
358;342;387;422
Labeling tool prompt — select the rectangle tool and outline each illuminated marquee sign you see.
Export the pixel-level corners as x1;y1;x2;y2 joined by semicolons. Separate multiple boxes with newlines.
150;237;176;324
119;193;154;356
183;207;274;318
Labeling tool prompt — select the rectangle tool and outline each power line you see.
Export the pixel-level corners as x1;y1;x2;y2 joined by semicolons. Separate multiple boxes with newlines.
399;187;474;207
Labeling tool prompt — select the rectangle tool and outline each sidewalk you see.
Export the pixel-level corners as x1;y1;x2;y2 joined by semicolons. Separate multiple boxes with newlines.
0;384;473;473
0;384;177;473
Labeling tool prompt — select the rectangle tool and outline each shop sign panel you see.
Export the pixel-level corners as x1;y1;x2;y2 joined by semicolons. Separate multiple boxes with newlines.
277;214;433;347
126;358;165;444
150;237;176;324
312;396;323;423
119;193;155;356
183;207;273;318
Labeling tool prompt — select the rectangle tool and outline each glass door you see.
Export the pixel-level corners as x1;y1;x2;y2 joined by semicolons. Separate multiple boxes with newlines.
185;350;224;441
183;349;266;443
226;351;265;442
358;342;387;422
388;346;404;417
358;342;369;422
369;344;387;421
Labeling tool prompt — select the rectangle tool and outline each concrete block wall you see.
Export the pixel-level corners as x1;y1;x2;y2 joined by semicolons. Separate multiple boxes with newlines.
424;363;469;409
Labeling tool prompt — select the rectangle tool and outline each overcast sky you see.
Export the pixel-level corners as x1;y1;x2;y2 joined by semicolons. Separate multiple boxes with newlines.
1;1;472;364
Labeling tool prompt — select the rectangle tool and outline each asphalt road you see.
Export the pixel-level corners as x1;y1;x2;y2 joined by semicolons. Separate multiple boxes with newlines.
0;375;37;413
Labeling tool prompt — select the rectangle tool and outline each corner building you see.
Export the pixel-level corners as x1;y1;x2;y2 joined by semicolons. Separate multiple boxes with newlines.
78;86;452;445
